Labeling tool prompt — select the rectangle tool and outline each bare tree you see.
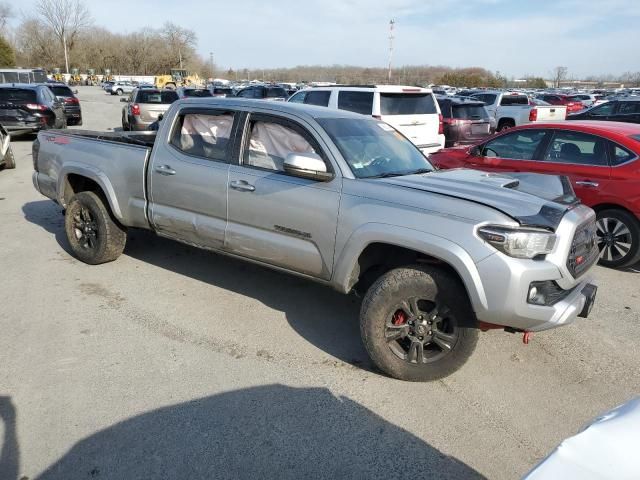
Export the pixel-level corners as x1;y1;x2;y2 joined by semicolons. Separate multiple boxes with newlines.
552;66;568;88
35;0;92;73
0;2;12;30
162;22;197;70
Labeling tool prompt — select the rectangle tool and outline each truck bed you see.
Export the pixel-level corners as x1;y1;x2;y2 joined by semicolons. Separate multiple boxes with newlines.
33;129;155;229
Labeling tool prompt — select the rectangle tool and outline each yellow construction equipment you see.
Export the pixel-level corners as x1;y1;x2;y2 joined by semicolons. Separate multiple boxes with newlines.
69;68;82;86
101;69;114;83
52;68;64;83
155;69;202;90
86;69;98;86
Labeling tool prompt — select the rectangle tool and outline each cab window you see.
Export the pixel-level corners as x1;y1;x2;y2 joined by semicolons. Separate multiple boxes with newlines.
170;112;235;161
243;120;319;173
483;130;547;160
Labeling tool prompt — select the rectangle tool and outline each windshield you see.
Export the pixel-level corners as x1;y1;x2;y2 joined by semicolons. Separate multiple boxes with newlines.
183;89;212;97
380;93;437;115
317;117;434;178
0;89;37;104
137;91;178;104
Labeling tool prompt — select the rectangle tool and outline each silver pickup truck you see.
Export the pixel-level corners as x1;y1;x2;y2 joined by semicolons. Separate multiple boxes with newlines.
32;99;598;381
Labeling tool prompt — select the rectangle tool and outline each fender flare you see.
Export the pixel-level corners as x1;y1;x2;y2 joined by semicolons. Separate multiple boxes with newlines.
332;223;489;312
57;162;124;221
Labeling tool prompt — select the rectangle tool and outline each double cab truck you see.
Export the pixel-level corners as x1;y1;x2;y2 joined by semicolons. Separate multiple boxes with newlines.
32;98;598;381
470;91;568;131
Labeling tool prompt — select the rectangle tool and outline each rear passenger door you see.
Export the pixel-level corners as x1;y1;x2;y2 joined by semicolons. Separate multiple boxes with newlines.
148;108;239;249
225;113;341;280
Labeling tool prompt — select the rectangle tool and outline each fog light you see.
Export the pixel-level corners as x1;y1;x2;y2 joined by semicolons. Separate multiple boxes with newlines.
528;286;546;305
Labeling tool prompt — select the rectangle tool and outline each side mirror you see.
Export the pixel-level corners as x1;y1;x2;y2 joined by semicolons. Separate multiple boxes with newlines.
284;152;333;181
469;145;481;156
120;97;128;102
157;113;164;121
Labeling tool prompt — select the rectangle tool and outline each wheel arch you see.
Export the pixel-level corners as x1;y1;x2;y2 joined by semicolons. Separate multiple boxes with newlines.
59;167;123;221
332;224;488;313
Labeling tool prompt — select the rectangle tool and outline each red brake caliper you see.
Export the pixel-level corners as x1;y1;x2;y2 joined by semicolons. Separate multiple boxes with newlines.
392;310;407;326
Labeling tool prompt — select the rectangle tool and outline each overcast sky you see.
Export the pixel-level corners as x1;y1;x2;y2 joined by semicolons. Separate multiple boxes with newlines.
13;0;640;78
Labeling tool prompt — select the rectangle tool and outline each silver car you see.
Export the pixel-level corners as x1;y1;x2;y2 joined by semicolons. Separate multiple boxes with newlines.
121;88;179;131
110;81;136;96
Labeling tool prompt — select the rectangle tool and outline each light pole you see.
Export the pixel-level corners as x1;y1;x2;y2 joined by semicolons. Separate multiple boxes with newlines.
209;52;214;79
388;19;395;83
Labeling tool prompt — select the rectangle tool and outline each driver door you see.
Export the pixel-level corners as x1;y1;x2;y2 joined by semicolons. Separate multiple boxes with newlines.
225;113;341;280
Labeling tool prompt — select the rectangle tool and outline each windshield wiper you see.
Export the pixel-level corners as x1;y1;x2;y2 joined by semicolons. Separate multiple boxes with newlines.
366;168;432;179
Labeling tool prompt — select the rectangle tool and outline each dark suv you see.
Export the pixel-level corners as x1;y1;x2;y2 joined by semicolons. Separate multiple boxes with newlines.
0;84;66;136
567;98;640;124
436;96;494;146
235;85;288;101
47;83;82;126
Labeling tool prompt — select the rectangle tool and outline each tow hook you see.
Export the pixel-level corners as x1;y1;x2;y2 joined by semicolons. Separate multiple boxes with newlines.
523;331;533;345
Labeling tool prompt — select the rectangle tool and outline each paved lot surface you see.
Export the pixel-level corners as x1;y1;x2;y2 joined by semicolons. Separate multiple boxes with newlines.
1;86;639;480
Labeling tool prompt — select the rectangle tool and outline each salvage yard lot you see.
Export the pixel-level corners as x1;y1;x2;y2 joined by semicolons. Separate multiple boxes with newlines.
1;87;640;479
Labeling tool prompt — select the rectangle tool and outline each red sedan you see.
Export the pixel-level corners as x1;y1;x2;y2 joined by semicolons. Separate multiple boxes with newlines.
430;121;640;268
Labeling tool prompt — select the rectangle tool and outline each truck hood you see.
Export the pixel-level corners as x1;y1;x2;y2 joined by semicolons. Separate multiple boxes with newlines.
377;169;578;230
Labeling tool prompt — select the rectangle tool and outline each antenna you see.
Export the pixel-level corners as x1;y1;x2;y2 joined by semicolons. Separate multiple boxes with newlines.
388;19;395;83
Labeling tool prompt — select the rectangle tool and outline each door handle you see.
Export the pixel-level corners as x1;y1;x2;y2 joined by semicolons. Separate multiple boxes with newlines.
575;180;599;188
229;180;255;192
155;165;176;176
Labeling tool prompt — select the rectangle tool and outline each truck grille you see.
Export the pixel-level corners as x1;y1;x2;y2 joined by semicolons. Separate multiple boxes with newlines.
567;219;599;278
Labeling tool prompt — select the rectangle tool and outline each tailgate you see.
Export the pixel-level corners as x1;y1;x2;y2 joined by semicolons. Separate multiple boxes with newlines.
534;106;567;121
382;113;440;147
139;103;171;123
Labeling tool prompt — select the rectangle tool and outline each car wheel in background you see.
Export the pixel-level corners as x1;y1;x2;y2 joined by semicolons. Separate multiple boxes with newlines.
497;119;515;131
596;209;640;269
2;146;15;169
360;265;478;381
64;191;127;265
116;89;123;95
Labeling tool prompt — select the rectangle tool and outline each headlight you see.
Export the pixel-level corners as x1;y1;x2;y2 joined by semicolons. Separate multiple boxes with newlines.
478;226;556;259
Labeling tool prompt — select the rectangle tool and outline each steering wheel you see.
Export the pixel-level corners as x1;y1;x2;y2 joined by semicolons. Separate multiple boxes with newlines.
484;147;500;158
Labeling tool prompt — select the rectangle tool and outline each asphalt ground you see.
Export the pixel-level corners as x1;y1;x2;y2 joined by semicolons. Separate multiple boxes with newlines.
1;86;639;479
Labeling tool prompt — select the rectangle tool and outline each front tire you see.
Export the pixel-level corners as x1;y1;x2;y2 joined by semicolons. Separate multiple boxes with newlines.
116;89;123;96
2;146;16;169
64;191;127;265
360;265;478;381
596;209;640;268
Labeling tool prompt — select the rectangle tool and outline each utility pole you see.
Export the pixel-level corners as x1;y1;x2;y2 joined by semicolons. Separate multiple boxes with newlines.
387;19;395;84
209;52;214;79
63;34;69;74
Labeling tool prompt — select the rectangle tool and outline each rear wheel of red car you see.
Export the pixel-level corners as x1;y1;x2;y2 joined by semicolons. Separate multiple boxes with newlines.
360;265;478;381
596;209;640;269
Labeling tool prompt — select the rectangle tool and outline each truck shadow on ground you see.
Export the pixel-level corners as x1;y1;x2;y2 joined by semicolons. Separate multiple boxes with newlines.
21;200;369;370
1;386;486;480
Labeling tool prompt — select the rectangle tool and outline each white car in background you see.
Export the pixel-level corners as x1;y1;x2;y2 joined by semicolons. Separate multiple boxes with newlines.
288;85;445;154
109;81;136;96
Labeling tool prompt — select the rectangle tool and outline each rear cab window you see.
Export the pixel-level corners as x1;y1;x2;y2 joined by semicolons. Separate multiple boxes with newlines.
379;92;437;115
499;95;529;106
338;91;374;115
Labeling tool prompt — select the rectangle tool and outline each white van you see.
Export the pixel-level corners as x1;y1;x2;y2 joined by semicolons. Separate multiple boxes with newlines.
288;85;445;154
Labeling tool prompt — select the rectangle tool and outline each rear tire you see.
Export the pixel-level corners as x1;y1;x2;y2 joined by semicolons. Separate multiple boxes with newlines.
360;265;478;381
596;209;640;269
497;119;515;131
116;89;123;95
2;146;15;169
64;191;127;265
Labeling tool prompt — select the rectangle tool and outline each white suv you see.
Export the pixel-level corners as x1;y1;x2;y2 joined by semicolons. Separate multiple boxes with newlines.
288;85;445;154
